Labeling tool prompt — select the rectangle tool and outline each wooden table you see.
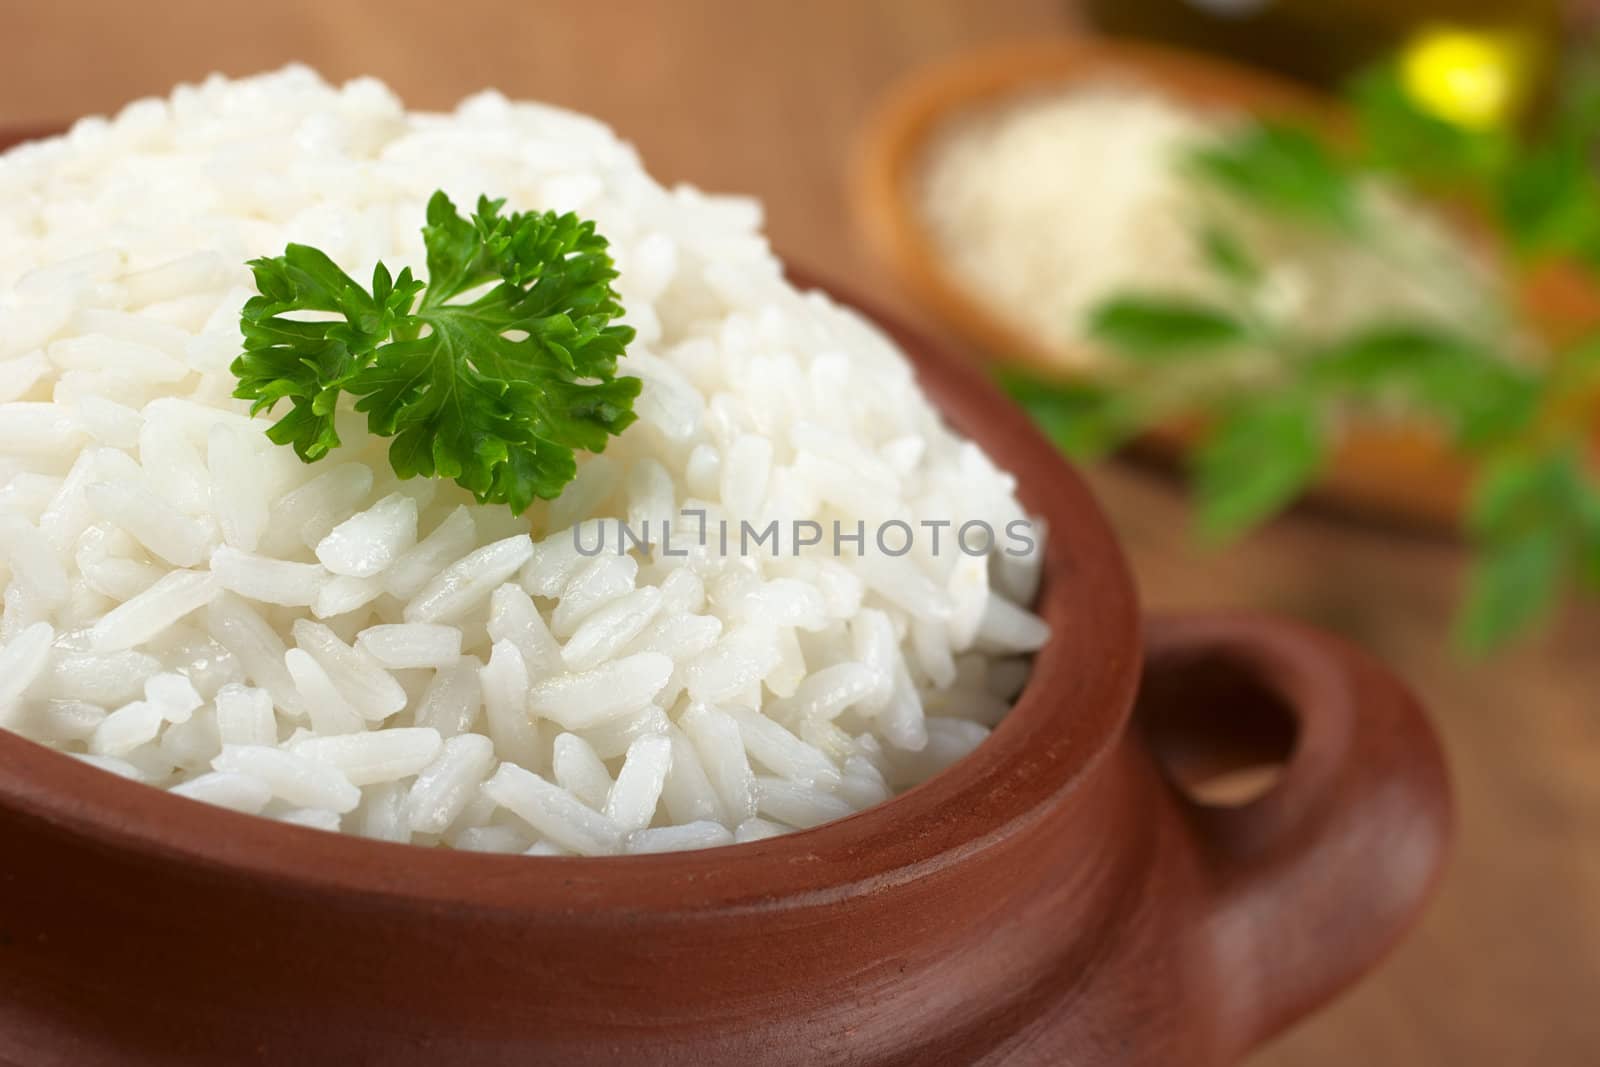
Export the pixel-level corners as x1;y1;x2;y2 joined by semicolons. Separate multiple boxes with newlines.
3;2;1596;1062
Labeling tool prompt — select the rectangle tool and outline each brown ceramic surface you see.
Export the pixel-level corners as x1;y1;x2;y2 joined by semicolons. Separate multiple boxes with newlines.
852;37;1599;532
0;125;1449;1065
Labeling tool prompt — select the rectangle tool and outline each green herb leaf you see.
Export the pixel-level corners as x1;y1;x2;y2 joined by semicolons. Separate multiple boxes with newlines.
1187;121;1361;231
231;249;418;464
1199;224;1262;287
233;192;639;513
1500;147;1600;263
1578;487;1600;590
1349;65;1509;185
1455;528;1564;653
1311;322;1487;383
997;368;1142;458
1467;449;1585;540
1193;393;1326;541
1457;448;1599;649
1493;58;1600;265
1311;323;1538;448
1087;296;1252;359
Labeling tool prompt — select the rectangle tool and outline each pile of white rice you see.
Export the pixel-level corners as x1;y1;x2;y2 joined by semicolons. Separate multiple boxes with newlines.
0;68;1047;856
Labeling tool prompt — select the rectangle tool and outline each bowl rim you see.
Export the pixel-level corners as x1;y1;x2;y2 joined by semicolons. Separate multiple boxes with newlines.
0;120;1141;914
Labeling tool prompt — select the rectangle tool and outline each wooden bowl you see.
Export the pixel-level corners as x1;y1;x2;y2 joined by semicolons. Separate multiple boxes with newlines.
0;124;1448;1064
853;36;1593;530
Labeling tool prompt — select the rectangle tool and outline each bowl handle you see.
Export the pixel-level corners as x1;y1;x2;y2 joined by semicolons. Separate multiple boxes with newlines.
1138;612;1453;1059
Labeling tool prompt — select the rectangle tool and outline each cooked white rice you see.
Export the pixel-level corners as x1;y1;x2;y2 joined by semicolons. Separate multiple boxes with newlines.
0;67;1048;855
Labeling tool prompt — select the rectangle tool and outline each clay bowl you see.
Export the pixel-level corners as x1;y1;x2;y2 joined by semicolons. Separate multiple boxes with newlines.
0;127;1450;1065
853;36;1600;531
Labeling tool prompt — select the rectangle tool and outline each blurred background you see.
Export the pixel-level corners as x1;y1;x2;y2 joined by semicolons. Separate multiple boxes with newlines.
2;1;1597;1063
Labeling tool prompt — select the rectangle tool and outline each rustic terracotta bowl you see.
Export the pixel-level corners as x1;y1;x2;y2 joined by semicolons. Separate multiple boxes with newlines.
0;127;1450;1066
853;36;1600;531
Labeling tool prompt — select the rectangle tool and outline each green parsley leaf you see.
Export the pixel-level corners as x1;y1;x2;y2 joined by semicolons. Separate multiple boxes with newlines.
1468;447;1592;539
1349;64;1510;185
1456;527;1564;654
997;368;1142;458
1578;487;1600;590
1310;323;1538;447
1457;448;1593;650
1187;121;1362;231
1311;322;1487;383
1199;223;1262;288
1087;296;1253;359
1492;58;1600;265
1499;143;1600;265
232;192;639;514
1193;392;1326;542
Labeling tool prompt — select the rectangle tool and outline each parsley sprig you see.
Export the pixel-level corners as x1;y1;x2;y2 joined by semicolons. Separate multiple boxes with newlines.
1005;59;1600;652
232;192;640;514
